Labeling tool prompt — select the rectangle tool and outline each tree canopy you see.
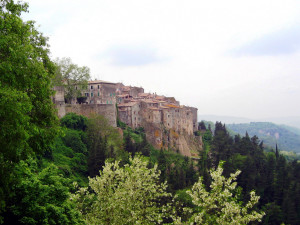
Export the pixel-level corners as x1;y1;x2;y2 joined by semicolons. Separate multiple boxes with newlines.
73;155;178;224
0;0;59;220
187;162;265;224
54;57;90;103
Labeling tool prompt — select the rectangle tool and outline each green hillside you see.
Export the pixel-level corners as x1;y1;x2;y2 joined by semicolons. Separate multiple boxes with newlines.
226;122;300;153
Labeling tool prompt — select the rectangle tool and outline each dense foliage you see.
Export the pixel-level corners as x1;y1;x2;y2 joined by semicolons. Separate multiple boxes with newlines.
54;58;90;103
188;162;264;224
2;1;300;224
201;121;300;225
73;155;178;225
0;0;59;221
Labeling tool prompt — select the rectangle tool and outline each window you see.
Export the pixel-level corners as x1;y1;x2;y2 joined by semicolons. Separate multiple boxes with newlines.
98;92;100;96
85;93;89;97
91;93;93;97
98;85;100;89
91;86;93;89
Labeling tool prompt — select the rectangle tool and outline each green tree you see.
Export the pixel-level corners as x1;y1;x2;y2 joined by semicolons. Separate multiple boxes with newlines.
72;155;178;224
4;159;84;225
0;0;59;220
187;162;265;225
86;114;123;177
54;57;90;103
60;113;87;131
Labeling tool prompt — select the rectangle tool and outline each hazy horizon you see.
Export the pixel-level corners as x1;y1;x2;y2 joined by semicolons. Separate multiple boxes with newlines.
23;0;300;119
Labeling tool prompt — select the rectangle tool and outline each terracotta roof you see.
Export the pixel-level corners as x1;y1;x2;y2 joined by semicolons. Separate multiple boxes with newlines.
117;94;130;98
142;99;159;103
160;106;170;109
88;80;116;84
165;104;180;108
138;93;151;97
148;107;161;111
155;96;166;100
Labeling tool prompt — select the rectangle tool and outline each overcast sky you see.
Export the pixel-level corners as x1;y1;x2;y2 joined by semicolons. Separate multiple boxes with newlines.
23;0;300;120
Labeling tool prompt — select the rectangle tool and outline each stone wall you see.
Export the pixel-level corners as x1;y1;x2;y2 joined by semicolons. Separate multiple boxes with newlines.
52;86;65;104
56;104;117;127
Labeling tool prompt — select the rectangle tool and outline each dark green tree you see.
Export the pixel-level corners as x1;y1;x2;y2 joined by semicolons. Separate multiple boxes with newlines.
0;0;59;220
60;113;87;131
3;159;83;224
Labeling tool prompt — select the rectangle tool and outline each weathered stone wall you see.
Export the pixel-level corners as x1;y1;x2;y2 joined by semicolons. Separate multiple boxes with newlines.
87;82;117;104
57;104;117;127
186;106;198;132
130;87;144;97
53;86;65;104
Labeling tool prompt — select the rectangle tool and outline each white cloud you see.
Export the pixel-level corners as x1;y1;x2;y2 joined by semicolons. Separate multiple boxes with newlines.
24;0;300;119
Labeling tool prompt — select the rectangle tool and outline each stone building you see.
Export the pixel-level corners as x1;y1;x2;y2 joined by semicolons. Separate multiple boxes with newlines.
84;80;117;104
53;79;200;156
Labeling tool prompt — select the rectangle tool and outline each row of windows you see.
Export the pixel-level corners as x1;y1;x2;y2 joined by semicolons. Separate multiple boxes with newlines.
90;85;100;89
85;92;101;97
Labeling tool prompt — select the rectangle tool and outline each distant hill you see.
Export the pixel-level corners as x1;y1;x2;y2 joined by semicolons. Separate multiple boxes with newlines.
199;114;300;129
226;122;300;153
263;117;300;130
199;115;254;124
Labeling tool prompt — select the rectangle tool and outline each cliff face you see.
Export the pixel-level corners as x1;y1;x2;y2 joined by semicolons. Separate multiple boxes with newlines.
141;120;202;157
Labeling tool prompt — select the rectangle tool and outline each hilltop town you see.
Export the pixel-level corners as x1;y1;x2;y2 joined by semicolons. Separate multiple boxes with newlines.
53;80;201;156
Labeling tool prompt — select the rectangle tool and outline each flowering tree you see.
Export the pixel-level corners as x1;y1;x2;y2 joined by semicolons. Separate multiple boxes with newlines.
187;162;265;225
72;155;178;224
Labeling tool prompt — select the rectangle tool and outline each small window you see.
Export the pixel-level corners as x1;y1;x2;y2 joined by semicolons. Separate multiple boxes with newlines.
85;93;89;97
91;93;93;97
98;92;100;96
91;86;93;89
98;85;100;89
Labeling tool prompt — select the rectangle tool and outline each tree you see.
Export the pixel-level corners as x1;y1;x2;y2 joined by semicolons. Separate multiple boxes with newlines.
0;0;59;220
54;57;90;103
86;114;123;177
4;159;84;225
72;155;178;224
60;112;87;131
187;162;265;225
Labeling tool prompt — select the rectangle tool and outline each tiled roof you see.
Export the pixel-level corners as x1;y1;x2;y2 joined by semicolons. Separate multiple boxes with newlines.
160;106;170;109
88;80;116;84
117;94;130;98
155;96;166;100
148;107;161;111
164;104;180;108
